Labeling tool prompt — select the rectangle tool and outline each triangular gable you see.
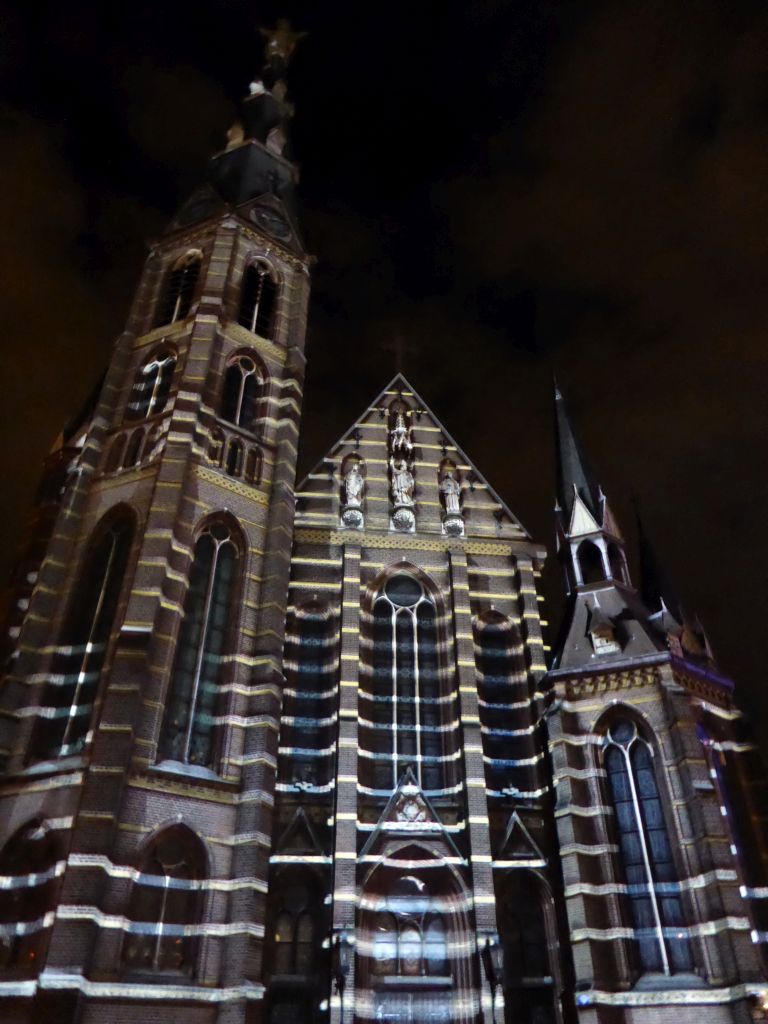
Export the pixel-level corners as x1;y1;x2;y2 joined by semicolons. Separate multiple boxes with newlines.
274;807;324;856
166;184;227;233
295;372;530;539
495;810;546;865
359;767;463;862
567;489;600;538
601;498;624;542
234;191;305;254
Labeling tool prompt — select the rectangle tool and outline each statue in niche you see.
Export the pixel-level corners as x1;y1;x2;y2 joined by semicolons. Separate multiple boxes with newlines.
440;469;462;515
390;411;412;459
343;462;364;508
390;458;414;506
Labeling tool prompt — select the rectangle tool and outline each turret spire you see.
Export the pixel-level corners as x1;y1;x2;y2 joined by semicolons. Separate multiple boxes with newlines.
553;379;601;520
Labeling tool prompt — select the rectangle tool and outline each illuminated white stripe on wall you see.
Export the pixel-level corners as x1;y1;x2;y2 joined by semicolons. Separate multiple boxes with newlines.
0;973;266;1002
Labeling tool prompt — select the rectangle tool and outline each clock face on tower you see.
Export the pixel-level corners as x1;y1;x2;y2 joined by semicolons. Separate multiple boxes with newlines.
249;204;292;241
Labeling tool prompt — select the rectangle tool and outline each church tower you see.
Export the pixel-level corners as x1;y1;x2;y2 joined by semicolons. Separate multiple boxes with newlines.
548;385;768;1024
2;24;768;1024
0;24;310;1024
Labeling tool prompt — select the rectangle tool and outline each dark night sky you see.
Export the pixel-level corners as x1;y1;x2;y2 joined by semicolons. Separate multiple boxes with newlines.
1;2;768;739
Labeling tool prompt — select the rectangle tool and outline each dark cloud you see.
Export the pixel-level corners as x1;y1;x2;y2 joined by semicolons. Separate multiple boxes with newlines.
1;2;768;742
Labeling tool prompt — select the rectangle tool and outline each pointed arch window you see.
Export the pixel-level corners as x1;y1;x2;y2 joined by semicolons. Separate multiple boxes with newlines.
160;522;240;769
0;821;58;976
278;602;337;788
603;718;693;975
498;871;558;1024
220;353;265;432
238;262;278;339
363;573;449;794
121;826;205;974
578;540;605;584
126;349;176;421
474;613;529;795
270;881;318;977
31;513;134;761
154;250;202;327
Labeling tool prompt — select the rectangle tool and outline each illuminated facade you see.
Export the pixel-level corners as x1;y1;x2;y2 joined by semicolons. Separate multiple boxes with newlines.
1;27;768;1024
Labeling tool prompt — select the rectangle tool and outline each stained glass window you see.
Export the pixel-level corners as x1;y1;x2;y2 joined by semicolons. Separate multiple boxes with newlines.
604;718;693;974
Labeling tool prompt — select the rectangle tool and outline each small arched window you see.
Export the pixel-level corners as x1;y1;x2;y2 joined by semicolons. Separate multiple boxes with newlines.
126;349;176;421
159;521;240;769
238;262;278;339
31;512;134;761
123;429;144;469
245;448;262;485
578;540;605;585
154;250;202;327
0;821;58;975
225;438;244;478
105;434;128;474
220;353;265;431
121;826;205;975
208;428;224;466
603;717;693;975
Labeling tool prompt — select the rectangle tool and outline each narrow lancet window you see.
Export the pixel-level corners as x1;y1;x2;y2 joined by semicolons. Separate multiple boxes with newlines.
604;718;693;975
30;514;134;761
159;522;239;770
238;262;277;338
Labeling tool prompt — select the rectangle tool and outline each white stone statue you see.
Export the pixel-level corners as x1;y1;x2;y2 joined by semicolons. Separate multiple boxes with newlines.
440;470;461;515
343;462;364;507
390;458;414;506
390;411;412;459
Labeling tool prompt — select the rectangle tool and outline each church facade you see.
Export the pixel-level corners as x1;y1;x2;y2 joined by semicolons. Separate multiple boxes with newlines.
1;29;767;1024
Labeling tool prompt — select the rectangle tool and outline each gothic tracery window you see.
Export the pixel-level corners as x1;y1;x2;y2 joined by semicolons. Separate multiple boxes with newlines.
30;512;134;761
126;349;177;421
603;717;693;975
154;250;202;327
159;521;240;770
121;826;205;974
238;262;278;339
360;573;452;795
220;353;266;432
0;820;58;975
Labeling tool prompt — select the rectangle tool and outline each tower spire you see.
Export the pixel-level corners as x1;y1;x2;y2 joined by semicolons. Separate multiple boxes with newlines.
553;378;601;520
208;20;306;212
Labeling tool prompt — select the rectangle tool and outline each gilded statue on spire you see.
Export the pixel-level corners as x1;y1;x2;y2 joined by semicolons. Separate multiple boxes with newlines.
259;19;307;69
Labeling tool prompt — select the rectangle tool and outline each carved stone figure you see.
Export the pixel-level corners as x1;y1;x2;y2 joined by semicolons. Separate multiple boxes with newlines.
390;458;414;507
390;411;412;459
440;470;461;515
343;462;364;508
